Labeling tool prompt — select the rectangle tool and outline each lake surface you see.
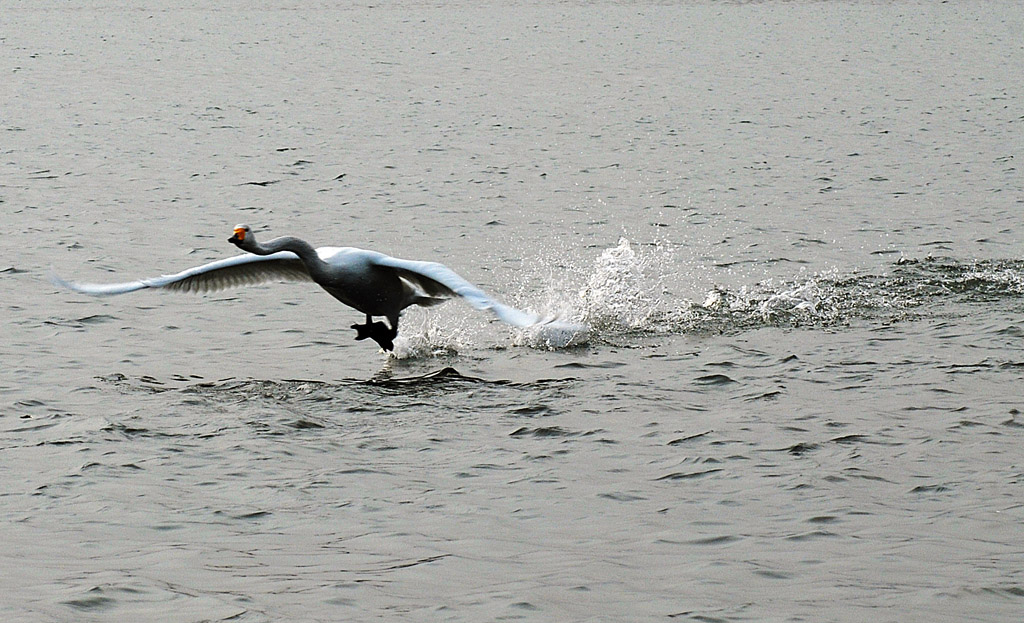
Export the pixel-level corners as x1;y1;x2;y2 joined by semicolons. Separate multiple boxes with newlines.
3;1;1023;621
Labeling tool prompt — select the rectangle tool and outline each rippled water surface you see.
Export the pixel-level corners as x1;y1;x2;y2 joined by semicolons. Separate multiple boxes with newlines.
3;2;1023;621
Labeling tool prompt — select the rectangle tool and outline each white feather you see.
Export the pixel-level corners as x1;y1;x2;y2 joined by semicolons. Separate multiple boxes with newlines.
52;251;312;296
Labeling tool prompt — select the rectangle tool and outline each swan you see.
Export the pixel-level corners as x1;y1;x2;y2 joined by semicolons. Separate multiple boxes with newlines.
53;224;578;351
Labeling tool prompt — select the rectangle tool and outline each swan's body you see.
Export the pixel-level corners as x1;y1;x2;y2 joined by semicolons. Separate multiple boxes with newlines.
53;224;560;351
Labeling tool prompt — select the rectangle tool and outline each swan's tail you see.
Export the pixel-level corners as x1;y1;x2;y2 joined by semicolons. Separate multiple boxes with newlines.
412;295;450;308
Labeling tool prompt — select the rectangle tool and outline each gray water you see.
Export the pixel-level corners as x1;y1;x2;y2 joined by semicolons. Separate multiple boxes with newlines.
3;2;1023;621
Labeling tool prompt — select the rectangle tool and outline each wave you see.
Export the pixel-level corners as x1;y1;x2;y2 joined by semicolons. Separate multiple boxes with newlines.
668;256;1024;334
98;366;573;395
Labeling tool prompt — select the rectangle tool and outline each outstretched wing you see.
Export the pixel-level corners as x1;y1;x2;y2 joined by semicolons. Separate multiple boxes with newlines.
368;253;542;327
52;251;312;296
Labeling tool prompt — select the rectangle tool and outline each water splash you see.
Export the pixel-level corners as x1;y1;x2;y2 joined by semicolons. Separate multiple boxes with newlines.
515;241;1024;341
578;237;664;330
506;237;669;349
668;273;874;333
513;318;592;350
390;311;463;359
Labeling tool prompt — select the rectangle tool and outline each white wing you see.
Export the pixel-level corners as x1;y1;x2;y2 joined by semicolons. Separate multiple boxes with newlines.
365;252;542;327
52;251;312;296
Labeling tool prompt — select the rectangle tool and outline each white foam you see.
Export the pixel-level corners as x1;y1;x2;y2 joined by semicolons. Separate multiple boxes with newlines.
514;319;591;350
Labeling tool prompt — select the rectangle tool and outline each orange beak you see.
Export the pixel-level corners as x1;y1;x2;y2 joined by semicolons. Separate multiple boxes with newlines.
232;227;246;242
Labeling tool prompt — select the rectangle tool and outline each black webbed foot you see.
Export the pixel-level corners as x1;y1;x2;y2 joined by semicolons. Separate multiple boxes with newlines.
351;320;387;341
351;320;397;352
370;330;395;352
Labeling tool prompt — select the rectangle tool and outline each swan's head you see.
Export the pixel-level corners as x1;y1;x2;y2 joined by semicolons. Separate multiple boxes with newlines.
228;224;251;247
